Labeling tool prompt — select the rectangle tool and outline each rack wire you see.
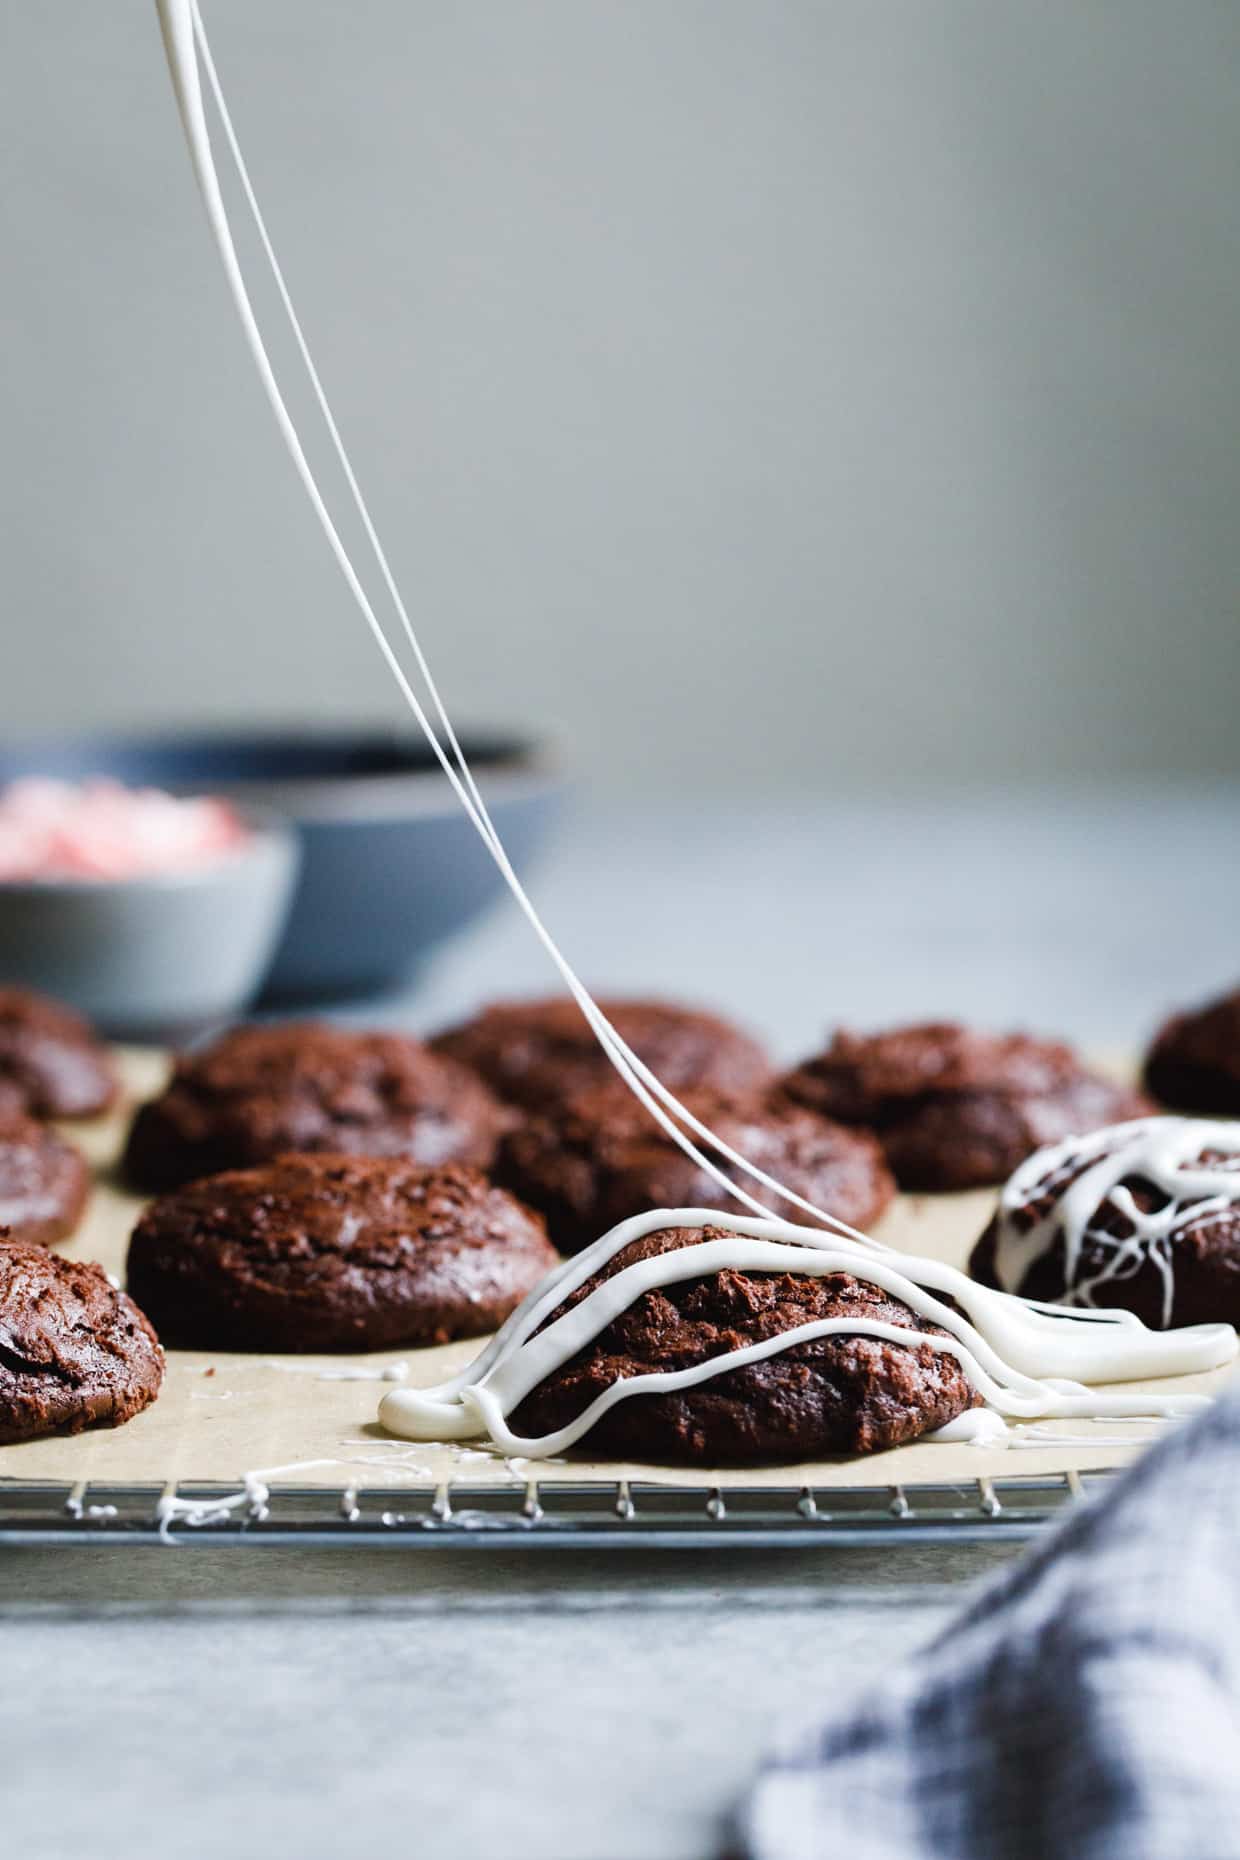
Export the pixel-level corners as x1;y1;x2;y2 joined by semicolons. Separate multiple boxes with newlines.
0;1468;1110;1548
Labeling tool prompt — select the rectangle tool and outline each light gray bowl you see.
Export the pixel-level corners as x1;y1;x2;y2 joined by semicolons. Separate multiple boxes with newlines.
0;815;299;1042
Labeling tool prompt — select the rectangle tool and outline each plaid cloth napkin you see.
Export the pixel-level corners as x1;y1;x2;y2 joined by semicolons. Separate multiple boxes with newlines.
741;1386;1240;1860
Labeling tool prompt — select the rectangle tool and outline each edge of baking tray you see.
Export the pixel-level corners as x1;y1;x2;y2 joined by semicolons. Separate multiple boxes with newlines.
0;1468;1111;1548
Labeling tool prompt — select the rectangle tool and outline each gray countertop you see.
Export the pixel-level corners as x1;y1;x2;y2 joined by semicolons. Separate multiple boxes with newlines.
5;1543;1013;1860
5;782;1239;1860
373;781;1240;1058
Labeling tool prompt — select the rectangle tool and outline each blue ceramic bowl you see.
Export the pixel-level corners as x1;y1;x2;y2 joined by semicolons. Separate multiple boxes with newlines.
0;731;562;1004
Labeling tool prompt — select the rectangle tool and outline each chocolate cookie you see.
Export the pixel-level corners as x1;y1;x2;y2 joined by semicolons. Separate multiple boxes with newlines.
498;1082;896;1253
779;1022;1149;1191
970;1116;1240;1331
0;1240;163;1444
0;1114;91;1246
430;995;771;1112
510;1223;978;1462
122;1022;507;1193
0;987;118;1120
1143;987;1240;1114
126;1154;558;1351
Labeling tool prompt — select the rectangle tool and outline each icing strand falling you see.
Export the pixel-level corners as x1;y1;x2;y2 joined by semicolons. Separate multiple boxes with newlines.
153;0;884;1242
993;1116;1240;1330
377;1207;1237;1457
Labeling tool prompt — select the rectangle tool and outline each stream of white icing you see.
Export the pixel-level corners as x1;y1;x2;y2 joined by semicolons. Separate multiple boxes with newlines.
377;1207;1236;1457
993;1116;1240;1328
154;7;1239;1458
153;0;871;1240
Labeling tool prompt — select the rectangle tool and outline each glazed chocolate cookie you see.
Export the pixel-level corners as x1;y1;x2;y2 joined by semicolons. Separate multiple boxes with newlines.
970;1115;1240;1331
122;1022;507;1193
0;1114;91;1246
498;1082;896;1254
779;1022;1149;1191
430;995;771;1113
1143;987;1240;1114
126;1154;558;1351
0;987;118;1120
510;1223;978;1463
0;1240;163;1444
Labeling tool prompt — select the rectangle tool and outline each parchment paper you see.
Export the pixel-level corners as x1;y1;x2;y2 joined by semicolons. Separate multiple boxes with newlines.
2;1051;1228;1494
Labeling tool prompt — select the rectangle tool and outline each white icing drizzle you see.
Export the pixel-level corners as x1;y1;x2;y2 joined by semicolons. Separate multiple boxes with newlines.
156;1457;401;1539
378;1206;1237;1458
156;1473;270;1540
261;1359;411;1384
928;1409;1012;1446
993;1116;1240;1328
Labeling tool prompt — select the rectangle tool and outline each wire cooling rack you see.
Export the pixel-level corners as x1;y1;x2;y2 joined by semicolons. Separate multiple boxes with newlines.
0;1468;1111;1548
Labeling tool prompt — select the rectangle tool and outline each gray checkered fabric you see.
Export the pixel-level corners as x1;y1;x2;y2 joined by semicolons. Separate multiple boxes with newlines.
741;1386;1240;1860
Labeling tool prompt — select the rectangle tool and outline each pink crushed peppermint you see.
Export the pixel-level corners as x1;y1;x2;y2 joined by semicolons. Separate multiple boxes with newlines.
0;778;251;882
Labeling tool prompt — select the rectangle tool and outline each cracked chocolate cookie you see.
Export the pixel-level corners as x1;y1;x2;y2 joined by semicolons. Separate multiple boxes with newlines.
430;995;771;1112
0;1240;163;1444
510;1223;978;1463
779;1022;1149;1191
1144;986;1240;1115
126;1154;558;1351
122;1021;507;1192
498;1081;895;1253
0;987;118;1120
0;1114;91;1246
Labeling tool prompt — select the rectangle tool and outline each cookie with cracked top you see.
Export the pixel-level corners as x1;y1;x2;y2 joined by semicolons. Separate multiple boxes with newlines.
126;1154;559;1351
510;1223;978;1463
1143;986;1240;1114
0;1113;91;1246
778;1022;1150;1191
122;1021;507;1193
0;1240;163;1444
430;995;771;1112
0;986;118;1120
497;1081;895;1253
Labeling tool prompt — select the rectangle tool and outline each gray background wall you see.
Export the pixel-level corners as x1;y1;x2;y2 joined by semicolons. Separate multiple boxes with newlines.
3;1;1239;793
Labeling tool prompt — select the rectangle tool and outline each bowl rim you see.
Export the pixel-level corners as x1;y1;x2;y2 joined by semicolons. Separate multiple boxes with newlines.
0;727;564;827
0;804;297;897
